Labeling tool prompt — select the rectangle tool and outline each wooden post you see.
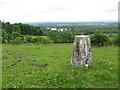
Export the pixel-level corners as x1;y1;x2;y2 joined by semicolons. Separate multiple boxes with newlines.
71;35;92;67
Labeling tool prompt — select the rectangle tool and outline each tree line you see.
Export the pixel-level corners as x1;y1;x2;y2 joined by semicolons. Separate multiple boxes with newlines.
1;22;74;44
1;21;119;47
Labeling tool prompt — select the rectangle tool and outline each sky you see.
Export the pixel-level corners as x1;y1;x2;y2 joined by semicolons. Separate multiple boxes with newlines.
0;0;119;23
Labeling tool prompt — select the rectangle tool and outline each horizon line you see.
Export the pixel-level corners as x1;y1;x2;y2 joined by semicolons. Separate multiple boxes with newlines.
1;20;118;24
24;20;118;23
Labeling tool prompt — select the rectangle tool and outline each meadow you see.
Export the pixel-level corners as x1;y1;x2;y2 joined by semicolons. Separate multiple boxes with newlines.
2;43;118;88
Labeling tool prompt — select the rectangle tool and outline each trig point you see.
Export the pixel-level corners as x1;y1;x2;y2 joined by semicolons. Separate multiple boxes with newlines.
71;35;92;67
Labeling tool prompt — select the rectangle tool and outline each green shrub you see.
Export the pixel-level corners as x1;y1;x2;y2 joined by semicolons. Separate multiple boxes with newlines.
91;30;109;47
113;34;120;46
2;29;8;43
0;37;2;44
32;36;53;44
12;32;21;39
24;35;33;43
10;37;24;45
108;37;114;46
24;35;53;44
32;36;42;43
41;36;53;44
46;31;74;43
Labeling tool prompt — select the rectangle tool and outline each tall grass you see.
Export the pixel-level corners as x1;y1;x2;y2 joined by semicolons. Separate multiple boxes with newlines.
2;43;118;88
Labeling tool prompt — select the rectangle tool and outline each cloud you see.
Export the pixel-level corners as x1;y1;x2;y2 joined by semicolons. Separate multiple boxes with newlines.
52;7;64;11
0;2;7;5
0;0;118;23
37;6;65;13
103;8;117;13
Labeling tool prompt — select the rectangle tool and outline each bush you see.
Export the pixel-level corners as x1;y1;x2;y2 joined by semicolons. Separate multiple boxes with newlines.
24;35;33;43
2;29;8;43
12;32;21;39
32;36;53;44
46;31;74;43
10;37;24;45
24;35;53;44
91;30;109;47
113;34;120;46
0;37;2;44
32;36;42;43
40;36;53;44
108;37;114;46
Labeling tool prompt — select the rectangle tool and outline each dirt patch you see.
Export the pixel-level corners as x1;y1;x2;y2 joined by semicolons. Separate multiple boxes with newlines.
11;59;22;66
26;59;37;62
17;59;22;62
29;64;48;67
33;60;36;62
27;60;31;61
2;56;9;60
49;56;53;58
5;50;9;52
54;53;58;54
14;56;25;59
62;75;74;80
8;53;14;55
23;72;32;76
5;50;14;55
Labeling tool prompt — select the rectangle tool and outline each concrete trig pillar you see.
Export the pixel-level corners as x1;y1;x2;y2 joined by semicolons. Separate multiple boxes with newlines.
71;35;92;67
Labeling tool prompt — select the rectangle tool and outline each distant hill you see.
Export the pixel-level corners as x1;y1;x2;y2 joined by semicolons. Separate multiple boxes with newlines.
25;21;117;27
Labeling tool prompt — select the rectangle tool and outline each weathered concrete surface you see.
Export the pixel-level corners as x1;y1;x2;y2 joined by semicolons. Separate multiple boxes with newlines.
71;35;92;67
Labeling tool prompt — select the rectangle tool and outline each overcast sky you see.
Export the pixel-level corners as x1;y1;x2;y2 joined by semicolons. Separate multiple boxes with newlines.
0;0;119;23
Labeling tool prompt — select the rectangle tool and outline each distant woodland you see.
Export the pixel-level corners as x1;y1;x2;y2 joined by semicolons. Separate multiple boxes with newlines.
1;21;119;46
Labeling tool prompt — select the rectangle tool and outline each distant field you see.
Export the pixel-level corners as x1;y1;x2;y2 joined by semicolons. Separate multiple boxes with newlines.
2;43;118;88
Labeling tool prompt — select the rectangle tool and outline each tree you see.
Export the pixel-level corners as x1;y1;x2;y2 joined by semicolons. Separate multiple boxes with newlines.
12;32;21;39
91;30;109;47
12;25;21;33
10;37;24;45
19;24;31;35
4;22;12;34
114;34;120;46
2;29;8;43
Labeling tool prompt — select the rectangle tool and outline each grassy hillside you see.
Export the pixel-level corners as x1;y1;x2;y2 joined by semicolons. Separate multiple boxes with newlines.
2;43;118;88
